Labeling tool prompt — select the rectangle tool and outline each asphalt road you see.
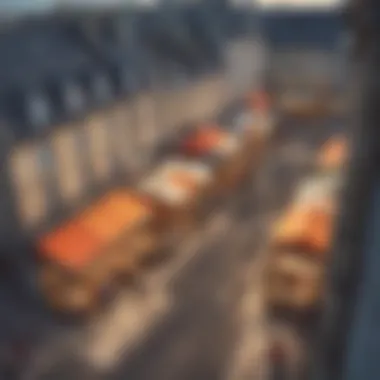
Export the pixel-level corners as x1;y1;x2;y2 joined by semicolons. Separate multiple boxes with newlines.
31;163;267;380
2;115;342;380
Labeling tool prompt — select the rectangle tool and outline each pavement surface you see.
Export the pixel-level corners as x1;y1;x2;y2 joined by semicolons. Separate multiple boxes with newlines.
1;115;343;380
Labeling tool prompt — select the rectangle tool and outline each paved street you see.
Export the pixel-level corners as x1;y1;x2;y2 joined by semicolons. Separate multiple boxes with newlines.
0;116;340;380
